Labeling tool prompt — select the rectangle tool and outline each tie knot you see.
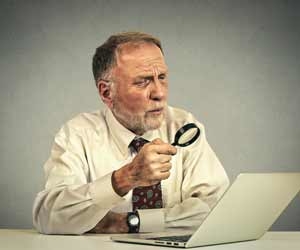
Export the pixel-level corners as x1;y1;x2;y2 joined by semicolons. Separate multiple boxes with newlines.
129;137;149;153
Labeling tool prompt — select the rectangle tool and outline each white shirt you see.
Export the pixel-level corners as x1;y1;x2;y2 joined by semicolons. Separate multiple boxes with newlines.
33;106;229;234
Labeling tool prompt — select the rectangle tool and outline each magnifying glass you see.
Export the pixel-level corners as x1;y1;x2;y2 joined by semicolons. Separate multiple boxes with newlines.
171;123;201;147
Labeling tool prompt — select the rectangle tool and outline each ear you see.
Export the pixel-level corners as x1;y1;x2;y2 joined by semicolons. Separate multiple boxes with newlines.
98;81;114;109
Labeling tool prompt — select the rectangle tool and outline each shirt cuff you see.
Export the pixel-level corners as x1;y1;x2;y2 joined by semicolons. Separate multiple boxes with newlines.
138;208;164;232
89;172;125;208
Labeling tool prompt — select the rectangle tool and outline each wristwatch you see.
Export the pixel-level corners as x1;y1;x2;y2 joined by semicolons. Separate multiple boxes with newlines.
127;211;140;233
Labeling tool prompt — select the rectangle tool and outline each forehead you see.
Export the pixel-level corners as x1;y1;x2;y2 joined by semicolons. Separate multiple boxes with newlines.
114;42;168;76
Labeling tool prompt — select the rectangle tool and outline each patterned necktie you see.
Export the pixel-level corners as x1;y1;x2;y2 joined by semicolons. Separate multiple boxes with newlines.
130;137;163;210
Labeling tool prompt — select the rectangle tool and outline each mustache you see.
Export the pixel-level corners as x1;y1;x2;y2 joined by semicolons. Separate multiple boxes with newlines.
147;103;166;112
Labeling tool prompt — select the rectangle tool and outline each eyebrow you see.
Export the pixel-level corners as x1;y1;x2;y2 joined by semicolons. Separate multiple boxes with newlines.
134;70;168;78
133;72;168;82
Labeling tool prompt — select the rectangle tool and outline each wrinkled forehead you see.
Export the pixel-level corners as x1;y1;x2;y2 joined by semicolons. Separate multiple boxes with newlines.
114;42;168;76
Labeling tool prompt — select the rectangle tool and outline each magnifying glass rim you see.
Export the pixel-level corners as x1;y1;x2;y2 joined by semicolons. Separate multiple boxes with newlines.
173;123;200;147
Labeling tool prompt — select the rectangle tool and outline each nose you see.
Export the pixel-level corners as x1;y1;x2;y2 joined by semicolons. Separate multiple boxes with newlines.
150;78;167;101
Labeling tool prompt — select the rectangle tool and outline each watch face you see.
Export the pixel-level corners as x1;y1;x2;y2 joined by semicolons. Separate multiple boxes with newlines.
128;214;139;226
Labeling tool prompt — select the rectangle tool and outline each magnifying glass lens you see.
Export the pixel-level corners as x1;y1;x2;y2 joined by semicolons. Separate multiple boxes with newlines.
178;127;199;145
172;123;201;147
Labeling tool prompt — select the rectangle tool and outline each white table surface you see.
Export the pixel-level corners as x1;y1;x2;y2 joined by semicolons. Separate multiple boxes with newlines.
0;229;299;250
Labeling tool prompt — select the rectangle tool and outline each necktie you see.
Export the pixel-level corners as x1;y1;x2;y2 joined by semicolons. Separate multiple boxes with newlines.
130;137;163;210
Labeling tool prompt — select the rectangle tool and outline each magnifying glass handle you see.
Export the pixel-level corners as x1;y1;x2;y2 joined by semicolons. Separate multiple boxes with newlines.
171;142;176;146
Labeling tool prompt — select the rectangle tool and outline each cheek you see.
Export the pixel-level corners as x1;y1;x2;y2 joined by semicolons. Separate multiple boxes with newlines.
119;92;148;112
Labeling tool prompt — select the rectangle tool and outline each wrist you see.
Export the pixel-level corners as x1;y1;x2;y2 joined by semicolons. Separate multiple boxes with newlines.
127;211;140;233
111;164;135;196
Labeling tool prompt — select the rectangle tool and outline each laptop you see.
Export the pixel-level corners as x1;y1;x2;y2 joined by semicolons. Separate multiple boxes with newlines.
111;172;300;248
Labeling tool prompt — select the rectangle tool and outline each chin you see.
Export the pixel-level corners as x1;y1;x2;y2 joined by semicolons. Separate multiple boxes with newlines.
144;115;165;131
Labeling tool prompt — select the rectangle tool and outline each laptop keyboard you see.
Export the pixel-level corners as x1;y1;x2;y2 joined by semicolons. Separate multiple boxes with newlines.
149;234;192;242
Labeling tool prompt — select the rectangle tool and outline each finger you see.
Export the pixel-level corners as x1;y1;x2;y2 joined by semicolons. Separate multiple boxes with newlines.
159;162;172;172
149;154;172;163
159;171;171;180
151;138;164;145
150;165;171;179
138;180;160;187
158;154;172;163
151;143;177;155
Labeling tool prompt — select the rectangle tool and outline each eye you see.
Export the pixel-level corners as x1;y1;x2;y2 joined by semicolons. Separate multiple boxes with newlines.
134;78;151;87
158;74;168;83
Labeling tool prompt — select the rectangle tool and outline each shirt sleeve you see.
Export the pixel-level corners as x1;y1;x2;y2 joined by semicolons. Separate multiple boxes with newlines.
163;121;230;229
32;125;125;235
138;208;164;232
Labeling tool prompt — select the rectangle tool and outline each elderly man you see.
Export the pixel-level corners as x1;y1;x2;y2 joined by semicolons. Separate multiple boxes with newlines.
33;32;229;235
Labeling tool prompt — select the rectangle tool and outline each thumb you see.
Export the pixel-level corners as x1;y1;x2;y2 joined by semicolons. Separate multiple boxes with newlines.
151;138;164;145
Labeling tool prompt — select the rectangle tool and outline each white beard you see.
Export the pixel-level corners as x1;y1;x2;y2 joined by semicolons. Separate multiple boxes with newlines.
111;99;166;135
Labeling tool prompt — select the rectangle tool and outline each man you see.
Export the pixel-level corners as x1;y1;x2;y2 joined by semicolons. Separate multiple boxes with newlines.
33;32;229;235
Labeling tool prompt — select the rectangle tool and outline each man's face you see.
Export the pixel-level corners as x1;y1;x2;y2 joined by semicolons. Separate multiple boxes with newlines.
110;42;168;135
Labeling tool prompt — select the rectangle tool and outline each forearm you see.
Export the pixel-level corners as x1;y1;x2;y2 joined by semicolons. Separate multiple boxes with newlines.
33;173;124;234
88;211;129;233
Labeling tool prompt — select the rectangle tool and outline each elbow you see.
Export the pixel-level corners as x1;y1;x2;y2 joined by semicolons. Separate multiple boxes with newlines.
33;203;88;235
33;208;84;235
32;196;82;235
32;201;54;234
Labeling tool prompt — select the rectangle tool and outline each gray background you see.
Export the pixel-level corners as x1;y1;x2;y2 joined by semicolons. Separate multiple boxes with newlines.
0;0;299;230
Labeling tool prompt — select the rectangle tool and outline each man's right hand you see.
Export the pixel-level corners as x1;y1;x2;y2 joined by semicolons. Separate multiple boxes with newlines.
112;138;177;196
129;138;177;186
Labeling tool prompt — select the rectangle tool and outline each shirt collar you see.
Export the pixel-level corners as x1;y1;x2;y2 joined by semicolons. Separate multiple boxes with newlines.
105;107;136;157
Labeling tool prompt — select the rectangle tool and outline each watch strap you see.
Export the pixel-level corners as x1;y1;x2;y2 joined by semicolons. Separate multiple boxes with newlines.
127;211;140;233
